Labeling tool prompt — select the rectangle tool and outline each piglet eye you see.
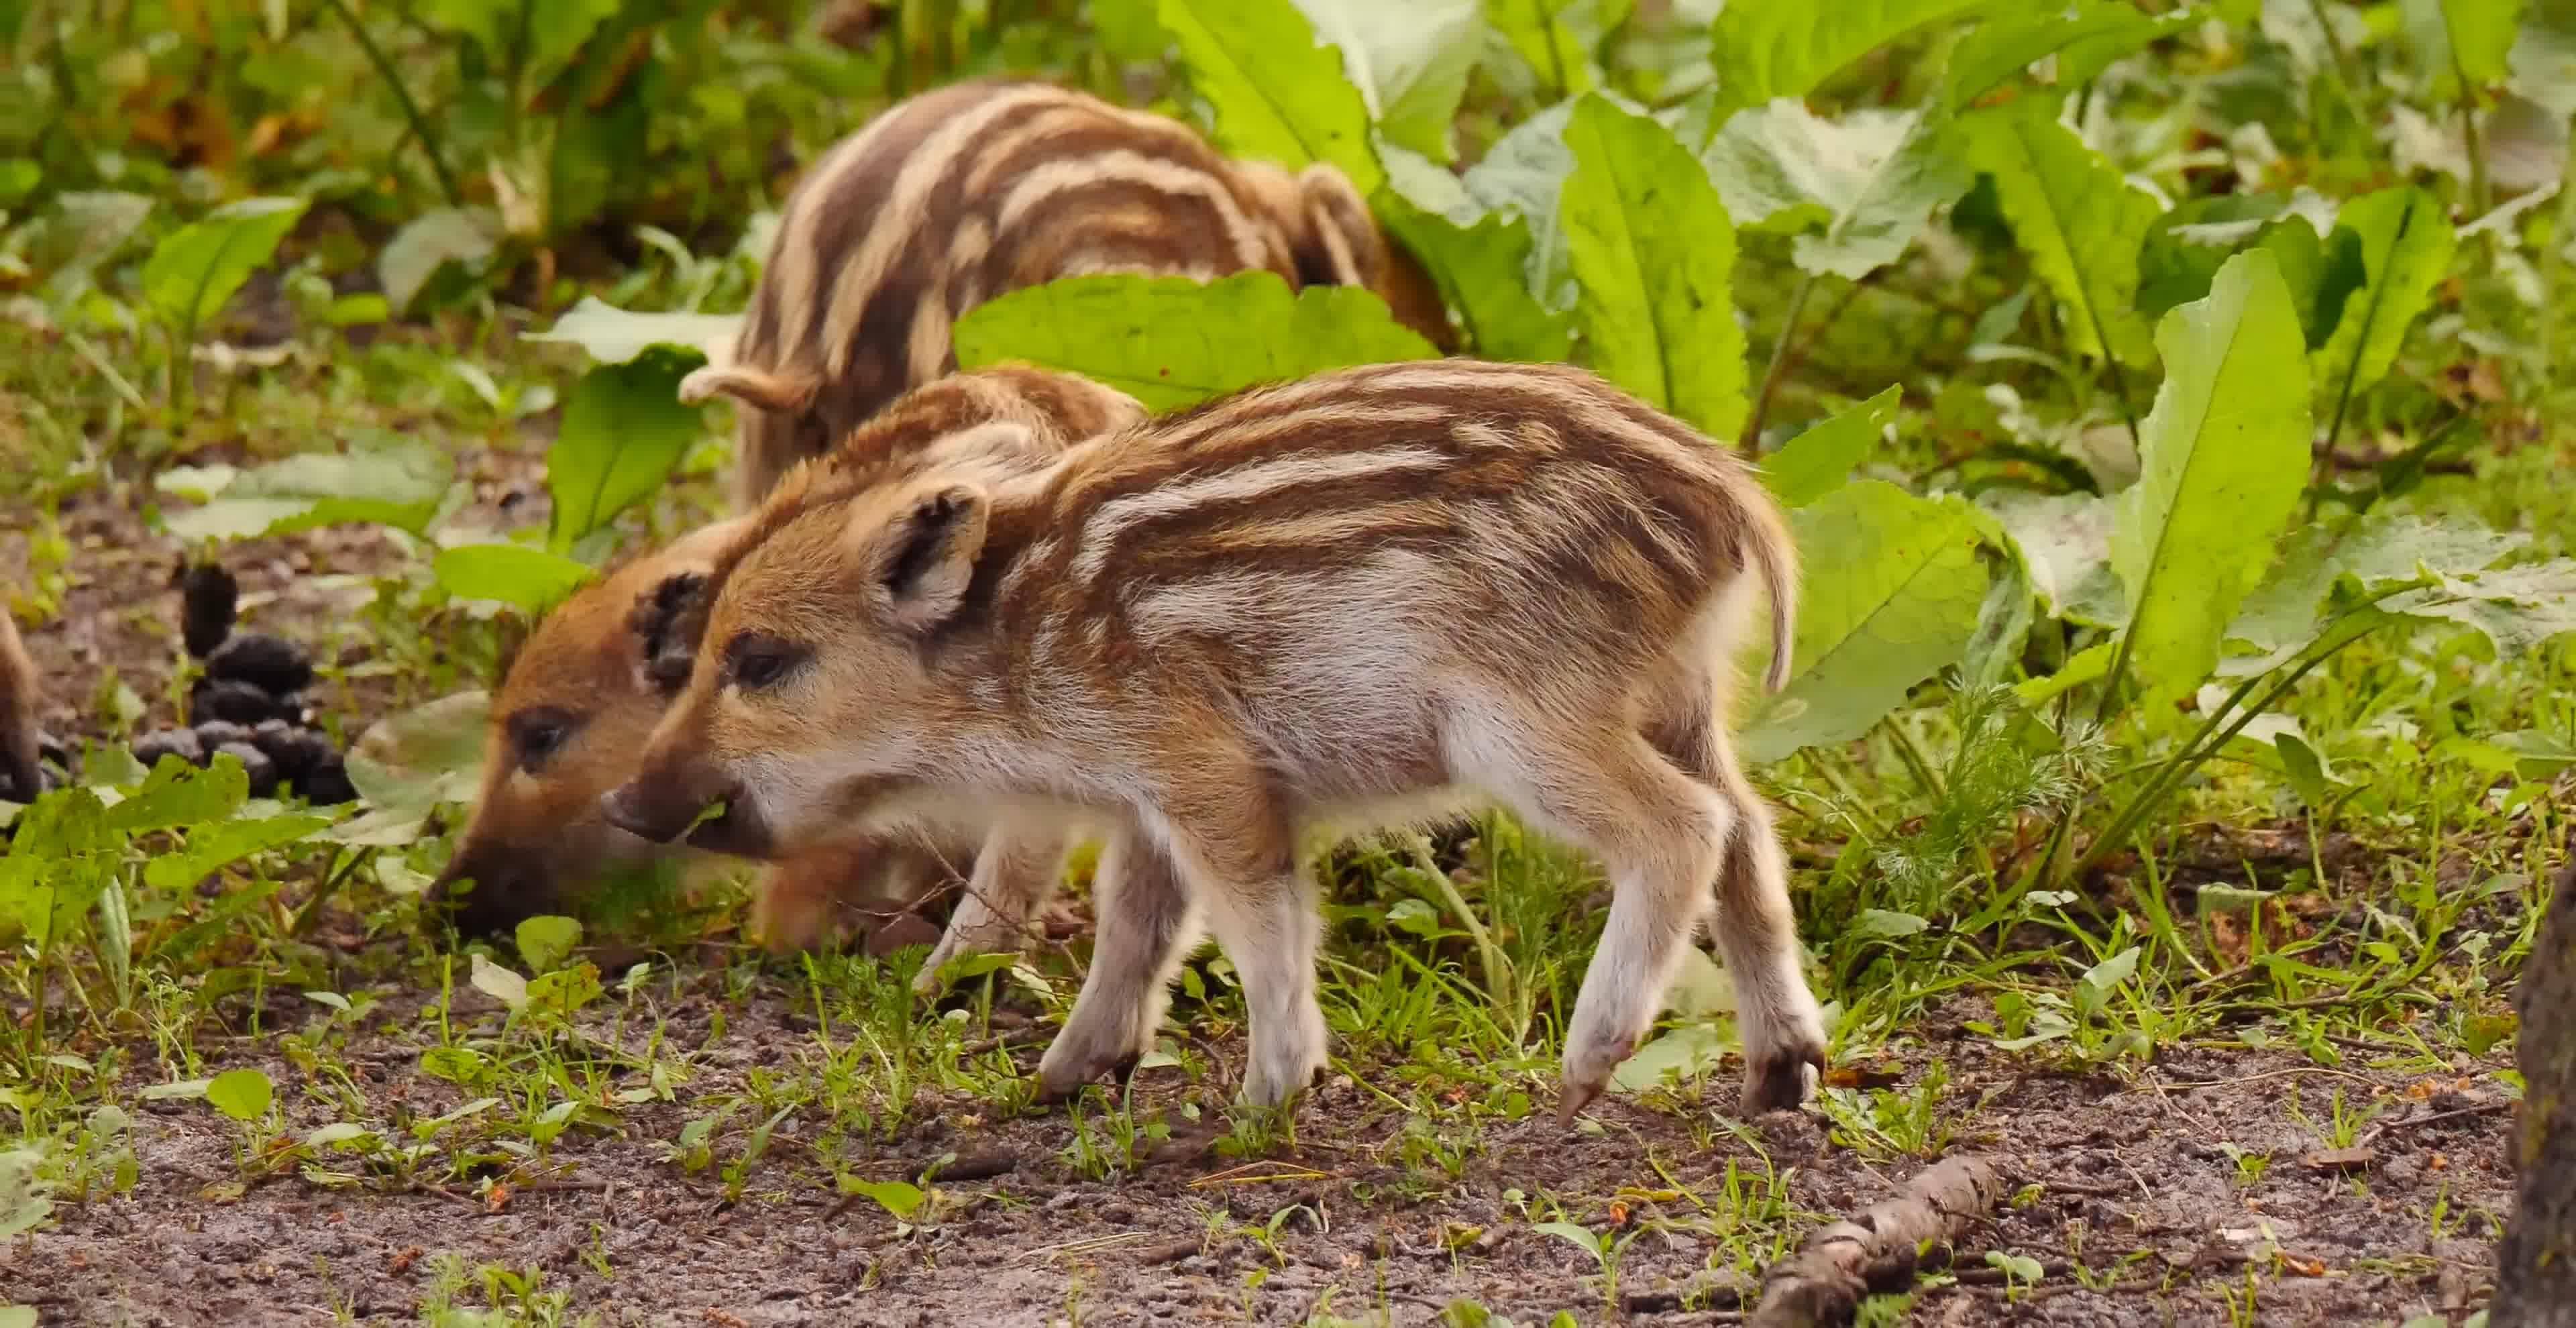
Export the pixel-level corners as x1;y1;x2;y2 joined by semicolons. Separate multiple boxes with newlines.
724;633;808;689
506;707;580;769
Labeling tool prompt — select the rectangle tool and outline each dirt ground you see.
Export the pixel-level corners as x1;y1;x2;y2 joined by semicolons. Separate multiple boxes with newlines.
0;987;2515;1327
0;492;2519;1327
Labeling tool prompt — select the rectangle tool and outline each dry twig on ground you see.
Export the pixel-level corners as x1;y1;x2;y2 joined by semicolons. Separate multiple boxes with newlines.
1750;1154;2006;1328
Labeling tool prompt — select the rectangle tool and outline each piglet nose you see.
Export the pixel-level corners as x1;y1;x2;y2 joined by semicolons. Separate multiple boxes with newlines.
600;782;684;843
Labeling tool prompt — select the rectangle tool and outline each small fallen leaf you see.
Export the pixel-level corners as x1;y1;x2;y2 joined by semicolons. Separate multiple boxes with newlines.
1824;1063;1906;1090
2301;1146;2375;1173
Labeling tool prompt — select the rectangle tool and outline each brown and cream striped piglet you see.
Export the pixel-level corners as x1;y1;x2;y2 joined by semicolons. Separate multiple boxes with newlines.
0;612;42;804
682;76;1454;509
600;359;1829;1121
429;369;1144;962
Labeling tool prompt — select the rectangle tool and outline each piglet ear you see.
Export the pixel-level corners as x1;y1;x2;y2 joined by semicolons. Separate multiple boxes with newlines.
847;482;991;634
627;571;712;696
1288;162;1379;289
1287;164;1459;353
678;364;821;414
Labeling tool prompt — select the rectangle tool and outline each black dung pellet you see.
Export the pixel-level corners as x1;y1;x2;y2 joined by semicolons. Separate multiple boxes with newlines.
191;720;254;752
297;756;358;806
129;728;207;769
177;563;239;658
250;720;331;781
205;632;314;696
191;677;293;726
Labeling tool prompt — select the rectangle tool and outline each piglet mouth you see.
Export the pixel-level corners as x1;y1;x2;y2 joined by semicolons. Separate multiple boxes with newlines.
680;797;777;861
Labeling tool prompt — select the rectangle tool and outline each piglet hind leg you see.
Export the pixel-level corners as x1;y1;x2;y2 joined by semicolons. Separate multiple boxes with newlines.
1650;681;1829;1114
1479;726;1733;1123
1034;821;1203;1100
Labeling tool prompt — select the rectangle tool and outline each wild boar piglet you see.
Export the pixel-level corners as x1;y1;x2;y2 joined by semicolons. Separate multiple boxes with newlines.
681;76;1453;510
1;610;42;803
431;367;1147;959
603;359;1827;1119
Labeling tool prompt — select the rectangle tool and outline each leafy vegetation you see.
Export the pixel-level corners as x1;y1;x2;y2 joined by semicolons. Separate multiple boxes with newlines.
2;0;2571;1322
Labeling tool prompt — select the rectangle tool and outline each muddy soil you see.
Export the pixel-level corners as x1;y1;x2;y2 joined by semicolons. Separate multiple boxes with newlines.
0;981;2514;1328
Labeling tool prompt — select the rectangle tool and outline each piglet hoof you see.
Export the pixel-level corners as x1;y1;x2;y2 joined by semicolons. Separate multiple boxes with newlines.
1555;1030;1638;1124
1236;1056;1325;1114
1554;1079;1604;1127
1035;1047;1140;1105
1740;1042;1826;1115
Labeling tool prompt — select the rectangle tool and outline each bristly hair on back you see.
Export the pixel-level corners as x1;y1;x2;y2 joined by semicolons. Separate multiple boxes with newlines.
688;363;1152;641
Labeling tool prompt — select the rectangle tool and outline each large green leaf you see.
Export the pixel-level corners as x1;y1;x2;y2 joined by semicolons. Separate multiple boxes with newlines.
1701;102;1970;280
1487;0;1631;98
138;197;309;336
2135;193;2288;321
156;434;458;542
347;691;490;822
1957;97;2161;368
142;813;337;893
547;347;706;554
2402;0;2522;101
1945;3;2203;109
1761;386;1899;507
2394;559;2576;655
527;296;739;366
433;543;599;613
34;191;153;301
1741;482;1990;763
103;758;248;835
1980;490;2129;627
1559;95;1746;439
2231;512;2527;652
2310;187;2456;429
1291;0;1483;164
1709;0;1990;113
379;207;501;316
2108;250;2311;709
1457;100;1582;309
1377;151;1572;362
1159;0;1383;194
953;272;1436;412
2258;217;2365;351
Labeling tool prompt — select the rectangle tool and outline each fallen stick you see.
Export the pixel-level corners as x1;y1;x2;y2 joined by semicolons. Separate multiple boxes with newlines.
1750;1154;2006;1328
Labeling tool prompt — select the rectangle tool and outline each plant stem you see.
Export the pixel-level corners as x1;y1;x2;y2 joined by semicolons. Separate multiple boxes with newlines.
1741;270;1817;458
1880;712;1948;800
2302;0;2363;144
2459;98;2489;221
2072;606;2400;884
2310;191;2432;517
291;846;378;938
2548;136;2576;383
1801;749;1892;840
2088;323;2144;456
64;329;149;413
1405;832;1515;1039
321;0;463;207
